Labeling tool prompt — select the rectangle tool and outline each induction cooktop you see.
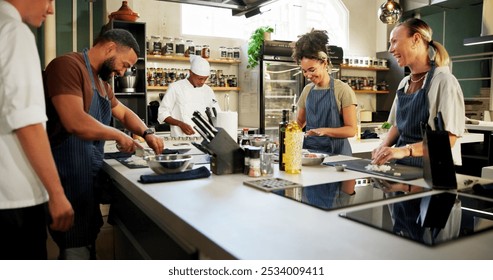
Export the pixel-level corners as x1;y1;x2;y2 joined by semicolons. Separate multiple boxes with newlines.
340;192;493;246
271;177;431;211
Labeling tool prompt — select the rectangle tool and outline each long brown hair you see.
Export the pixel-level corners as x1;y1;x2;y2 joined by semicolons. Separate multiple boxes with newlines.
396;18;450;67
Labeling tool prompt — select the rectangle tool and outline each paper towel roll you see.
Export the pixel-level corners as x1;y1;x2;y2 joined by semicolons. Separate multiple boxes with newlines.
216;111;238;141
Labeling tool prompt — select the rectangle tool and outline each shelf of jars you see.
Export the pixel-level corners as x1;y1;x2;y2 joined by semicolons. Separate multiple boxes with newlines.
147;54;240;65
340;65;389;71
147;86;240;91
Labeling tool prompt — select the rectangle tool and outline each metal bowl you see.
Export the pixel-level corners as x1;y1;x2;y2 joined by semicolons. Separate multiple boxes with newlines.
302;153;328;166
334;163;347;172
144;154;192;174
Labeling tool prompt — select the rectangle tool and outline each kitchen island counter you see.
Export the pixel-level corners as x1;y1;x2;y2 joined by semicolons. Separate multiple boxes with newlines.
103;153;493;260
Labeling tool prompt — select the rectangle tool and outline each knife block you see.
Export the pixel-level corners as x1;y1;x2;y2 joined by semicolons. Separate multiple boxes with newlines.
202;128;244;175
422;128;457;190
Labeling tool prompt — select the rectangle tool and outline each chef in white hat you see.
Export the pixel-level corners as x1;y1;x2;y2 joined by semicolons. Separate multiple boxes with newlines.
158;55;221;137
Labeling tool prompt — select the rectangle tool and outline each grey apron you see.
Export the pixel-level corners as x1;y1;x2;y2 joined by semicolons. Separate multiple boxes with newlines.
395;62;436;167
50;49;112;249
303;76;352;155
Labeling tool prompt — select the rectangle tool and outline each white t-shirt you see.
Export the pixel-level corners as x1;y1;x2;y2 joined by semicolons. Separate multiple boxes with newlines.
0;1;49;209
158;78;221;137
388;65;466;165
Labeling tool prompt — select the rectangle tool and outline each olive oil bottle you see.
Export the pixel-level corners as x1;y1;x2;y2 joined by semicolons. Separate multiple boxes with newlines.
278;109;289;171
284;105;303;174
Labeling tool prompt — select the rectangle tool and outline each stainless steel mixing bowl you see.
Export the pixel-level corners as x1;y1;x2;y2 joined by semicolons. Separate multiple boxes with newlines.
144;154;192;174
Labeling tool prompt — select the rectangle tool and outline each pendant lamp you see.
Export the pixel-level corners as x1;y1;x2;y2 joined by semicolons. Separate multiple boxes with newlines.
378;0;402;24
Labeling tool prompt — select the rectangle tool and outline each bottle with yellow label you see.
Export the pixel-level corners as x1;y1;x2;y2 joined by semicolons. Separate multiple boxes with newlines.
283;105;303;174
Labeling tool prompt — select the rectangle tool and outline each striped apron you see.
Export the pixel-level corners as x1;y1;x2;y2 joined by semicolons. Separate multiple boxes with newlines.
303;76;352;155
49;49;111;249
395;62;436;167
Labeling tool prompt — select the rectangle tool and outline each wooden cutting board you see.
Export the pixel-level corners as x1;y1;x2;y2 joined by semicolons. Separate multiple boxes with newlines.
325;158;423;181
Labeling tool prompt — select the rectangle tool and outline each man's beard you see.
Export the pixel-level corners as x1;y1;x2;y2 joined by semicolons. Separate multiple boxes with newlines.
99;56;116;82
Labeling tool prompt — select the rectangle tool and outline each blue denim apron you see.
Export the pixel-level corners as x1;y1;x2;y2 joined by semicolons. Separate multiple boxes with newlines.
303;76;352;155
50;49;112;249
395;62;436;167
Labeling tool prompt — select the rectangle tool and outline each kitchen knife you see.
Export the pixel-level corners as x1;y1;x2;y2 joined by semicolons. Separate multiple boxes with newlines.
193;125;211;143
205;107;215;126
212;107;217;117
193;111;218;134
192;117;214;141
191;141;212;155
435;111;445;131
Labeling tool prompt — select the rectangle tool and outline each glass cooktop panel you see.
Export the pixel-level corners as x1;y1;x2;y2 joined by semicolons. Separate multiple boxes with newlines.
340;193;493;246
271;177;431;211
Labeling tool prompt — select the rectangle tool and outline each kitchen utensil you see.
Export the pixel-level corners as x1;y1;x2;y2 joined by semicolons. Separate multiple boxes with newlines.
205;107;215;126
302;153;328;166
193;111;218;134
324;159;423;181
193;125;211;143
144;154;192;174
192;117;214;141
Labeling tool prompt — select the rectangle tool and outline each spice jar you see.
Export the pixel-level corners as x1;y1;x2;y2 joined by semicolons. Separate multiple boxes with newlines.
233;47;240;61
162;37;173;56
195;45;202;56
227;47;234;60
248;147;261;177
175;37;185;56
219;46;227;60
150;35;161;55
201;44;210;59
185;39;195;57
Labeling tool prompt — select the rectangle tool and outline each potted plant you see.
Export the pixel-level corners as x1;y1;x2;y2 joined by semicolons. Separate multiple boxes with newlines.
247;26;274;69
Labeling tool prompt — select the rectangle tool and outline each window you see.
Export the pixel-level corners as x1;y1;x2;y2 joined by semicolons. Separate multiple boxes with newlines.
181;0;348;49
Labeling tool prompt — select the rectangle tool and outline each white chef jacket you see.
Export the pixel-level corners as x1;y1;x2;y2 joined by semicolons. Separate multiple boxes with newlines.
0;1;49;209
158;78;221;137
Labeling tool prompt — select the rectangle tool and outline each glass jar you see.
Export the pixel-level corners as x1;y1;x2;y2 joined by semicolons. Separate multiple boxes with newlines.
201;44;210;59
175;37;185;56
227;47;234;60
195;45;202;56
185;39;195;57
219;46;227;60
162;37;174;56
233;47;240;61
150;35;161;55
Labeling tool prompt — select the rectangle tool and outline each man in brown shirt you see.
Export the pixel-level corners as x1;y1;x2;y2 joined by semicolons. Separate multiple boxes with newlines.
44;29;163;259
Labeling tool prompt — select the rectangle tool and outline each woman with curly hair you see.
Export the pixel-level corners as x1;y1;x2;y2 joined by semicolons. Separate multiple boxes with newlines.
292;29;357;156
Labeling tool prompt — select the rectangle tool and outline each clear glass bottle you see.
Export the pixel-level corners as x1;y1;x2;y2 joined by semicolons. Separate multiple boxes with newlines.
278;109;289;171
175;37;185;56
284;105;303;174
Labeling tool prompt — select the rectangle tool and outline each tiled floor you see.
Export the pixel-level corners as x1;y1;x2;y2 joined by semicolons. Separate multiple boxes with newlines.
47;204;114;260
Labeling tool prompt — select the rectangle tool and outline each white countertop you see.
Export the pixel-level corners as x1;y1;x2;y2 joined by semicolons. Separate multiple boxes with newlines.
349;132;484;154
103;149;493;260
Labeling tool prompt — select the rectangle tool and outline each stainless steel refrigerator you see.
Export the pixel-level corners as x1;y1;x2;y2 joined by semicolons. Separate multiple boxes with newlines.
238;40;304;136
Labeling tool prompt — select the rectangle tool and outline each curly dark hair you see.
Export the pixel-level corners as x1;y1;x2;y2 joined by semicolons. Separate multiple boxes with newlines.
292;29;329;64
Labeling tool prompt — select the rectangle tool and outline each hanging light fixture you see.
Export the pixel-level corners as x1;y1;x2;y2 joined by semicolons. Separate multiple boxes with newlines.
378;0;402;24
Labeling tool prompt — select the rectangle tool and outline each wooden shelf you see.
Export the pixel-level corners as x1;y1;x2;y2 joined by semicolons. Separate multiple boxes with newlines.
148;86;240;91
354;90;389;94
340;65;389;71
147;54;240;65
